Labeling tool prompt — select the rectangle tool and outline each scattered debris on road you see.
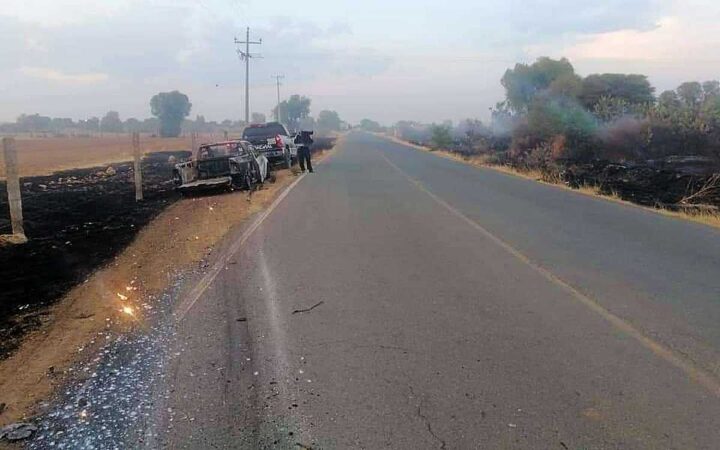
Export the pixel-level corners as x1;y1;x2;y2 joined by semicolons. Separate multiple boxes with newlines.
292;301;325;315
0;422;38;441
25;283;181;449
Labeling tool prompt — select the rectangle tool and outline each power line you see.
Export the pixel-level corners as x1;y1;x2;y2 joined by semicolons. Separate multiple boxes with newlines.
272;74;285;122
234;27;262;124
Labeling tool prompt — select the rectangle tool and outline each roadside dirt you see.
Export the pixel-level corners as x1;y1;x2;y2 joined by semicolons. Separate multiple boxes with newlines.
0;145;337;432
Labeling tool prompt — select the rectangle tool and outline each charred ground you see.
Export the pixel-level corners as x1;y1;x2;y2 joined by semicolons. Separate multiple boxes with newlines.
0;151;189;358
0;138;336;359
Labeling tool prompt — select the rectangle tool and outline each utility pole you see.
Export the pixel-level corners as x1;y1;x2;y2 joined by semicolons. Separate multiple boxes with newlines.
272;74;285;122
234;27;262;125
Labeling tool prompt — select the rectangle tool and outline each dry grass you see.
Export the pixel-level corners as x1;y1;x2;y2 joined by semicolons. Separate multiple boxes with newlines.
0;144;339;427
387;135;720;230
0;133;219;179
655;206;720;228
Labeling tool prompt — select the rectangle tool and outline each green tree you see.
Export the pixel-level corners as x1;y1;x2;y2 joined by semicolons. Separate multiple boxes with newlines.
593;96;631;122
430;124;453;149
643;80;720;160
100;111;123;133
17;113;52;132
579;74;654;109
501;57;576;113
150;90;192;137
51;117;74;131
702;81;720;100
658;90;682;110
526;95;597;158
702;94;720;118
677;82;703;109
273;95;311;131
124;118;142;132
82;117;100;133
547;72;583;98
316;110;342;133
142;117;159;134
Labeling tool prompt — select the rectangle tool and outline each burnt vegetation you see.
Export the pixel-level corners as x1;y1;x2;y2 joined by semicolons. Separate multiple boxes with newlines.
395;57;720;211
0;152;188;357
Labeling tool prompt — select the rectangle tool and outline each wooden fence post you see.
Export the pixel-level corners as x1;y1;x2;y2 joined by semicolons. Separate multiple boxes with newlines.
2;137;27;242
132;132;143;201
191;132;197;154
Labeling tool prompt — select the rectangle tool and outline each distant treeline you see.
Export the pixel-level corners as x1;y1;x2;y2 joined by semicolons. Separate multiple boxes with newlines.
1;106;347;137
0;112;254;135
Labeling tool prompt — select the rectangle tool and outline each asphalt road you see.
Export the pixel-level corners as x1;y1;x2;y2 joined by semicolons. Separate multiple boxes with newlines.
153;132;720;449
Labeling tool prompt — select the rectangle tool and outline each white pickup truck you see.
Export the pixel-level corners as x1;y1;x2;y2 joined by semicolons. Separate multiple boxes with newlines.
241;122;297;168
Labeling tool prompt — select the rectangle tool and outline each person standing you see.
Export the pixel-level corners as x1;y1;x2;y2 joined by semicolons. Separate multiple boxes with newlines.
294;131;314;173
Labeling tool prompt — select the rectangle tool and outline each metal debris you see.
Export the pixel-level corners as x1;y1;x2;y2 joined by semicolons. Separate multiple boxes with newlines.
1;422;38;441
291;301;325;315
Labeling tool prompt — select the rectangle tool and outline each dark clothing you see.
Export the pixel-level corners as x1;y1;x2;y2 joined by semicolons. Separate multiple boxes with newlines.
295;135;314;146
298;146;313;172
294;131;314;172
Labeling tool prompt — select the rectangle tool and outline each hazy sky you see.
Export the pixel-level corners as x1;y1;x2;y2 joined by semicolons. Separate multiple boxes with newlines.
2;0;720;124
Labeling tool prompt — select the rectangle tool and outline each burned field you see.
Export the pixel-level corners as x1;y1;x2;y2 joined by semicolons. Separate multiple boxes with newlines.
561;158;720;210
0;151;190;358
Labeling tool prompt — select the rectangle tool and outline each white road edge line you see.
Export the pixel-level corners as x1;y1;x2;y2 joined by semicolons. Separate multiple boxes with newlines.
378;147;720;397
174;172;306;321
175;143;342;322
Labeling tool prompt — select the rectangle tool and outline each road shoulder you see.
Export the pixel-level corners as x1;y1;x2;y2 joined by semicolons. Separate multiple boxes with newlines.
383;134;720;230
0;147;337;431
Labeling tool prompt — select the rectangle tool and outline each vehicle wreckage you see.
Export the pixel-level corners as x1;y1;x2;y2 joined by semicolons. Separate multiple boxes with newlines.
172;140;272;192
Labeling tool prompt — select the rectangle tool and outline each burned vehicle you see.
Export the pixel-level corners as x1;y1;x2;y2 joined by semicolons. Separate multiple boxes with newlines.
172;140;270;192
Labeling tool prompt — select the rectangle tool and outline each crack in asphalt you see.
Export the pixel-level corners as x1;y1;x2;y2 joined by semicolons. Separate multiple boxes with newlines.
408;386;446;449
416;401;447;450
